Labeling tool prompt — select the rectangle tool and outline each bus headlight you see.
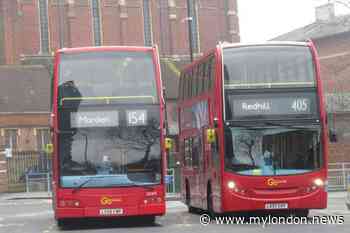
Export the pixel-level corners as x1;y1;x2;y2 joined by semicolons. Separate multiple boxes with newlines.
314;178;324;187
227;181;236;189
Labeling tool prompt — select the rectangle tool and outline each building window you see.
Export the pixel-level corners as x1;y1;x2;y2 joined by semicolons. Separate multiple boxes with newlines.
36;129;51;151
188;0;199;53
91;0;102;46
38;0;50;54
4;129;18;149
143;0;153;46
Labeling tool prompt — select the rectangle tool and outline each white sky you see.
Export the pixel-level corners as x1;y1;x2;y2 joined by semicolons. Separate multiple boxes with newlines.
238;0;350;42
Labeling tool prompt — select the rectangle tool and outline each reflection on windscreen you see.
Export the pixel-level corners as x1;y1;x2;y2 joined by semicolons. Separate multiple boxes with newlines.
59;124;161;188
224;126;321;176
59;51;158;104
223;45;315;89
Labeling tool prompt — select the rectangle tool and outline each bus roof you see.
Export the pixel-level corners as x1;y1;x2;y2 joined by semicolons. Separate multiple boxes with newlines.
56;46;155;54
219;41;310;49
181;41;312;73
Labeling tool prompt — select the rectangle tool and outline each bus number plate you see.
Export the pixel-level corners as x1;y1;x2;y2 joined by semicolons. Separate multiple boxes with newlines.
99;208;123;216
265;203;288;209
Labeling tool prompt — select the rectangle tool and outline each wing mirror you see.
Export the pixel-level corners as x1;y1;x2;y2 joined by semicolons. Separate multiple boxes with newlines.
206;128;216;144
45;143;54;155
165;137;174;150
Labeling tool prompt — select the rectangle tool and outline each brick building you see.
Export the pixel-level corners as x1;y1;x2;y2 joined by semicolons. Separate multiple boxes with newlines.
273;3;350;163
0;65;51;152
0;0;240;64
0;1;241;192
0;0;241;135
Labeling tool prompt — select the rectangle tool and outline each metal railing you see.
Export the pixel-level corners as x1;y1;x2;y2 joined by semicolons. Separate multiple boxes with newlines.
328;162;350;191
6;151;52;192
25;172;51;193
166;168;176;194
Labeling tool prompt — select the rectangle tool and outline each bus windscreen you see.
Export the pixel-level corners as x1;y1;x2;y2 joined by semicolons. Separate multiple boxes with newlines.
57;50;161;188
58;51;158;105
223;45;316;89
224;125;322;176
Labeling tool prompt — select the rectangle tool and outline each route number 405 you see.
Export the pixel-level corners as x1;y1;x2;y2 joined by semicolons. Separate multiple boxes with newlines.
291;99;309;112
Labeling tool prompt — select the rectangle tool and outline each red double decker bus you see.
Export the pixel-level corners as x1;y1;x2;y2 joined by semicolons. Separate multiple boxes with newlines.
178;41;328;216
50;46;167;227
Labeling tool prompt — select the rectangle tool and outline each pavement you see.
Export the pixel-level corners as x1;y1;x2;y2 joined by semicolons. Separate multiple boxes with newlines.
0;192;349;233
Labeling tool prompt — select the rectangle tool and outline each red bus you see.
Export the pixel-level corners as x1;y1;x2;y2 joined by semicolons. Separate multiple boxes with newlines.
178;41;328;216
50;46;167;227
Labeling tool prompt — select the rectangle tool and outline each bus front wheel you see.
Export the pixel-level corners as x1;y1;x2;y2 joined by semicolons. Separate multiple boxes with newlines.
294;209;309;218
140;215;156;225
207;184;215;217
186;181;195;213
56;219;69;229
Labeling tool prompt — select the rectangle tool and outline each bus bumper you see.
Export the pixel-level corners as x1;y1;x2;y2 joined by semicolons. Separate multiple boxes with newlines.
55;203;165;219
222;189;327;213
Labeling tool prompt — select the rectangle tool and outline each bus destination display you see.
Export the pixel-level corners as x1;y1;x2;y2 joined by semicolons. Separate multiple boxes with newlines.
226;92;318;119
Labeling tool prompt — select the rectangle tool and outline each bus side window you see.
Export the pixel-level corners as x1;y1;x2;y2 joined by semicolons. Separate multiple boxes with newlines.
209;129;220;169
198;65;202;95
202;62;207;93
184;138;193;167
186;72;190;99
192;68;198;97
194;66;199;96
207;57;213;90
188;70;193;99
182;74;186;100
210;56;216;90
192;137;200;167
180;73;184;101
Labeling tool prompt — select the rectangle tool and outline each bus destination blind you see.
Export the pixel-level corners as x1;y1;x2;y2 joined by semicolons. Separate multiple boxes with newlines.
226;92;317;119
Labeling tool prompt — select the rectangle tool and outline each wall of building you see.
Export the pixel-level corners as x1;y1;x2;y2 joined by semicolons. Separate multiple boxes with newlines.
0;113;50;151
0;0;240;64
314;36;350;164
0;0;5;64
0;113;49;127
328;112;350;163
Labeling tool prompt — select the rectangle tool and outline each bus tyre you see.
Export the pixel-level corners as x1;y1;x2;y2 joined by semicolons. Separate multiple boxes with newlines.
295;209;309;218
141;215;156;225
56;219;68;229
207;185;215;217
186;182;195;213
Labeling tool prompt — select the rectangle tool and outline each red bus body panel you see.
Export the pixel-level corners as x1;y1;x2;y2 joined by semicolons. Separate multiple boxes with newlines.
54;186;165;219
221;171;327;212
179;42;328;214
51;46;166;220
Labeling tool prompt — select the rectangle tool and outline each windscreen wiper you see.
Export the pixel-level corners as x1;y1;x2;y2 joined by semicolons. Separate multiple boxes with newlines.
118;182;155;191
262;122;315;130
72;176;107;193
225;122;259;129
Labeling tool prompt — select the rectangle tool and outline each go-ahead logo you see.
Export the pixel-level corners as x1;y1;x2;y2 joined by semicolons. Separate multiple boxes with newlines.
100;196;122;205
267;178;287;187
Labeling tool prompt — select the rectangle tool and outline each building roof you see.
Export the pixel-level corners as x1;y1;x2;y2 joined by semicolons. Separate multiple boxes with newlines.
273;14;350;41
0;65;50;113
